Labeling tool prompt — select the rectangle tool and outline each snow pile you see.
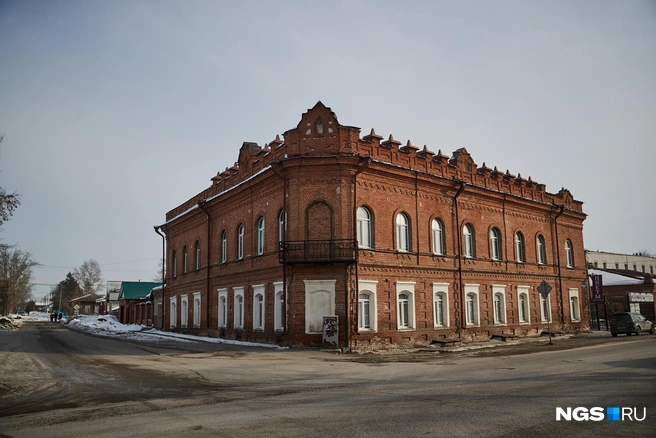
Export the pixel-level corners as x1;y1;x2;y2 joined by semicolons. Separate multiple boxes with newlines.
67;314;145;334
0;316;20;331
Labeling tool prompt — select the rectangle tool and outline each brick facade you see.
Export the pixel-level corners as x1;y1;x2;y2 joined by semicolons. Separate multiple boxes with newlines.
158;102;589;350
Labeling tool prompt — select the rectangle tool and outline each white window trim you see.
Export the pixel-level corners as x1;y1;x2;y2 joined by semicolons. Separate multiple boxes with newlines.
234;287;244;329
432;282;450;328
396;281;416;330
464;284;480;326
303;279;336;334
491;285;506;325
540;292;552;323
180;294;188;328
169;297;177;328
516;286;530;324
358;280;378;332
273;281;285;332
568;288;580;322
192;292;201;328
252;284;265;331
217;288;227;328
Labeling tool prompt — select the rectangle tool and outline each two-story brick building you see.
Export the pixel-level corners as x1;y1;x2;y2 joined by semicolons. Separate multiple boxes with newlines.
156;102;588;350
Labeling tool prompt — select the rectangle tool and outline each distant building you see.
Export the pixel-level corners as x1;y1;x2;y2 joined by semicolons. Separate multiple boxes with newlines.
588;268;655;323
586;250;656;275
117;282;161;326
157;102;588;350
68;294;104;315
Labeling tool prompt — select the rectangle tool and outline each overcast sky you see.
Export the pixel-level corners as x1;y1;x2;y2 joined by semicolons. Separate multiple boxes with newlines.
1;0;655;301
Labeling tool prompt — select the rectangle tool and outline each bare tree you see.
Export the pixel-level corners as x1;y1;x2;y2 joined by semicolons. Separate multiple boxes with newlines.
152;257;165;283
73;259;104;296
0;244;38;315
0;134;21;227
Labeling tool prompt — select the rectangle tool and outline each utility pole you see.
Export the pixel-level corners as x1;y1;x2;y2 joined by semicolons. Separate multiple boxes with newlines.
57;283;63;314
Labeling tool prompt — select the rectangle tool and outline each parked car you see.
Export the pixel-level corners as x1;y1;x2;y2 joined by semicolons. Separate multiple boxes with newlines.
610;312;655;337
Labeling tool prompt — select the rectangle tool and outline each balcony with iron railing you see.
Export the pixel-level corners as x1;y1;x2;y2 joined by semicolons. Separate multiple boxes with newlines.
279;239;358;265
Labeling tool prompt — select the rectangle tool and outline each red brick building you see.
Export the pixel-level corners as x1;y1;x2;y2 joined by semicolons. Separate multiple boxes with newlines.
157;102;588;350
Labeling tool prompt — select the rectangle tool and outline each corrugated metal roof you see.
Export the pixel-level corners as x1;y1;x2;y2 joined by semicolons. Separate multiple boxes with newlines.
119;282;162;300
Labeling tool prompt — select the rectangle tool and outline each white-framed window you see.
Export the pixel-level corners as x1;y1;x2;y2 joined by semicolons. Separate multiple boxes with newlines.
517;286;530;324
278;210;285;247
396;213;410;252
568;288;580;321
303;280;336;334
237;225;244;260
183;245;188;273
234;287;244;329
492;285;506;325
565;239;574;268
193;292;201;328
221;231;227;263
396;281;416;330
536;235;546;265
490;227;501;261
432;283;449;328
194;240;201;270
463;224;475;258
273;281;285;332
180;294;188;328
464;284;480;326
172;250;177;278
357;207;373;249
169;297;177;328
218;288;227;328
540;293;552;323
253;284;265;330
515;232;525;263
358;280;378;332
256;217;265;256
432;218;445;255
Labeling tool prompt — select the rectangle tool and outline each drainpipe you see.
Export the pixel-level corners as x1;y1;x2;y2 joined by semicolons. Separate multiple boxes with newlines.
352;157;370;342
553;205;565;325
415;171;420;265
453;180;466;331
198;201;211;331
154;225;166;329
271;164;287;335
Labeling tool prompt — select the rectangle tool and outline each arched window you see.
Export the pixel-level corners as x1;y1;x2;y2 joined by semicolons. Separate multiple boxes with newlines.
221;231;227;263
493;292;506;324
218;294;227;328
537;235;547;265
278;210;285;247
489;227;501;261
194;240;201;271
463;224;475;258
432;219;445;255
396;213;410;252
518;292;528;323
254;293;264;329
237;224;244;260
565;239;574;268
434;293;446;326
182;246;188;274
515;232;525;263
398;293;410;328
357;207;373;249
358;293;371;330
172;250;177;278
256;217;265;256
466;292;478;325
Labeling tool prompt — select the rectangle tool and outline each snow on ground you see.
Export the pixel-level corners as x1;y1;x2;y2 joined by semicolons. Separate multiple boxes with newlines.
66;314;287;349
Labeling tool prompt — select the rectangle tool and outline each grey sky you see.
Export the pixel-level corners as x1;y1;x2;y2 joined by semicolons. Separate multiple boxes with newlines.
1;0;654;301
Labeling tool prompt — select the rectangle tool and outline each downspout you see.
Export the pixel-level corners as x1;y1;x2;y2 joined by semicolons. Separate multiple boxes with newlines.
502;195;508;272
453;180;466;331
271;164;287;334
198;201;211;331
554;205;565;325
415;171;420;265
154;226;166;329
352;157;370;341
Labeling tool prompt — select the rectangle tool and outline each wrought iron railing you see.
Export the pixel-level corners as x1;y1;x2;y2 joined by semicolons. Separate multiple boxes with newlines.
279;239;358;264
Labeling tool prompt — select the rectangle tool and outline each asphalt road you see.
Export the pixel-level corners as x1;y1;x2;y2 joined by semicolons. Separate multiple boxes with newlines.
1;321;654;437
